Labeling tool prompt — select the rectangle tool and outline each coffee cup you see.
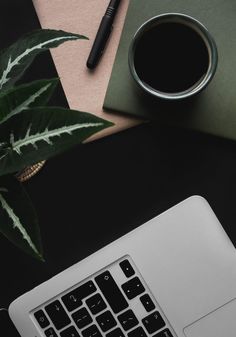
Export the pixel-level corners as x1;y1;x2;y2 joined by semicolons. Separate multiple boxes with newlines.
128;13;218;100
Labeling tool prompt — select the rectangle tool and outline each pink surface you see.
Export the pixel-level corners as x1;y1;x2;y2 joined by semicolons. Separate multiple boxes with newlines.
32;0;141;141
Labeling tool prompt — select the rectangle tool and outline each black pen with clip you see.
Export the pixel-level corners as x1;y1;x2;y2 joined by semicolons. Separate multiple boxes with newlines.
86;0;121;69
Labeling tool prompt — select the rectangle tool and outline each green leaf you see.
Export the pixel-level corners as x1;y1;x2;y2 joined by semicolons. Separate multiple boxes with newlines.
0;175;43;260
0;107;113;176
0;78;58;125
0;29;88;91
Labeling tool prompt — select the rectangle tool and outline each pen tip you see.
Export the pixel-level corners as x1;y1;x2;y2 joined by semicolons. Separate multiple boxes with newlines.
86;60;96;69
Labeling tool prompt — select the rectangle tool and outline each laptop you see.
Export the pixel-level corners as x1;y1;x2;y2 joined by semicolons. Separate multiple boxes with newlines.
8;196;236;337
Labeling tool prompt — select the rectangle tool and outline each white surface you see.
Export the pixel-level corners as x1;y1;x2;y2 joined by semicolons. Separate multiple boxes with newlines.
9;196;236;337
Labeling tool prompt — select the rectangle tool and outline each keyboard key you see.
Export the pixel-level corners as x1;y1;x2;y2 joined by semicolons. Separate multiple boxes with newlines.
118;309;138;331
106;328;125;337
72;307;92;330
128;327;147;337
153;328;174;337
140;294;155;312
96;310;117;332
60;326;80;337
45;327;58;337
119;260;135;278
61;295;82;312
142;311;165;334
95;271;128;314
82;324;102;337
86;293;107;315
34;309;50;328
121;277;145;300
45;300;71;330
62;281;96;312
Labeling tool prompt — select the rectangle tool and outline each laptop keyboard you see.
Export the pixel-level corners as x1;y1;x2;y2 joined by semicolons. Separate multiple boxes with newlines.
33;257;175;337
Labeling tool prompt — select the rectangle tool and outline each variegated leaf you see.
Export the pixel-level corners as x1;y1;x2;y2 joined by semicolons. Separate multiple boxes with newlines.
0;107;113;176
0;29;88;91
0;175;43;260
0;78;58;125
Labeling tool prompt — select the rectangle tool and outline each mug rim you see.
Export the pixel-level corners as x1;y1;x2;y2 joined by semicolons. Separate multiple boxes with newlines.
128;13;218;100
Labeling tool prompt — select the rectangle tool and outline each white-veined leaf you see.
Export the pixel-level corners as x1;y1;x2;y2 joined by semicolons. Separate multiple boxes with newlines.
0;175;43;260
0;107;113;176
10;122;103;155
0;29;88;91
0;78;58;124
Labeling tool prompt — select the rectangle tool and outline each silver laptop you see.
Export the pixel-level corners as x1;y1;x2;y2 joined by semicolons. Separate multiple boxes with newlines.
9;196;236;337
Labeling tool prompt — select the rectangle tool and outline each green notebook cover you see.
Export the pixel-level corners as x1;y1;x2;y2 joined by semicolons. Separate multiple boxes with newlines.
103;0;236;140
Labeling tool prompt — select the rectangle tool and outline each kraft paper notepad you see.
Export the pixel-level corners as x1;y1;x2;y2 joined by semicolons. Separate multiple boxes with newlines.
33;0;141;142
103;0;236;140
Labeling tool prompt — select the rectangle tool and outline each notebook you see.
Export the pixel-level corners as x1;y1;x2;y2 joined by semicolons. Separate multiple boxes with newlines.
103;0;236;141
33;0;140;142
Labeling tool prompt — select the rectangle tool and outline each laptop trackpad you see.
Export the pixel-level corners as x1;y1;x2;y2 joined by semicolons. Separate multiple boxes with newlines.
183;298;236;337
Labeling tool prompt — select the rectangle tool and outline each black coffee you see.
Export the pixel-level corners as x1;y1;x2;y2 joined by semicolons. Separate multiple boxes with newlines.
134;22;209;93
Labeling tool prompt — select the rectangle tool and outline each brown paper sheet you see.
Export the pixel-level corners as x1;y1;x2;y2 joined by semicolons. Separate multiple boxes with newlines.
32;0;141;141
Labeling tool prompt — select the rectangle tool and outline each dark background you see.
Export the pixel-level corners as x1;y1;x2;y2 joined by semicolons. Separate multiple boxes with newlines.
1;1;236;334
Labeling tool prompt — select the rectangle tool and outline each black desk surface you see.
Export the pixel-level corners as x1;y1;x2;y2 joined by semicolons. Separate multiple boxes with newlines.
1;0;236;325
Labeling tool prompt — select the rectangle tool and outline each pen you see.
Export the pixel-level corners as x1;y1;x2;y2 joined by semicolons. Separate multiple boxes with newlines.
86;0;122;69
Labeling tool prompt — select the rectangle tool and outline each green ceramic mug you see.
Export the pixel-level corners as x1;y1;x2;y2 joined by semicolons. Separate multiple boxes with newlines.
128;13;218;100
